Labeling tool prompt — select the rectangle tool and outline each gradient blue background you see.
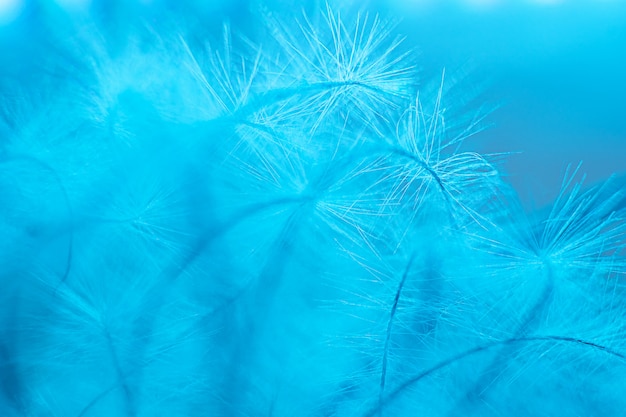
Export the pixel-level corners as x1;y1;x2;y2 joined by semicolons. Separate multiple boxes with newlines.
388;0;626;206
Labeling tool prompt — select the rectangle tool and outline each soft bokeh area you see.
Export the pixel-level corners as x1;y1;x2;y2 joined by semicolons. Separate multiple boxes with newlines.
390;0;626;206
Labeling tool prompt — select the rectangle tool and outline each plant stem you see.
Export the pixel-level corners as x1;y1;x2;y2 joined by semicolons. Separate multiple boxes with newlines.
366;334;625;417
445;262;555;416
379;252;416;417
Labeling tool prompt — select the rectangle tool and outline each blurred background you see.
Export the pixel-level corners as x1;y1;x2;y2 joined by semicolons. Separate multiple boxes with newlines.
389;0;626;208
1;0;625;208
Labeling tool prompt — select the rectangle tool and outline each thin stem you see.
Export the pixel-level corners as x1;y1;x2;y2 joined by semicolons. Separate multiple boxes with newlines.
386;146;456;223
216;207;304;414
162;195;308;284
121;195;310;410
446;263;555;415
103;330;135;417
379;252;417;417
366;335;626;417
0;154;75;291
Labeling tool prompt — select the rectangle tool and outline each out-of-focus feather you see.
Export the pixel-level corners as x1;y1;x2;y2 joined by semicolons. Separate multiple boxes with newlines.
0;2;624;417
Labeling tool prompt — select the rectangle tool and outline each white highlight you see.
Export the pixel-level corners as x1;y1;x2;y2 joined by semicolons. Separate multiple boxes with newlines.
0;0;23;25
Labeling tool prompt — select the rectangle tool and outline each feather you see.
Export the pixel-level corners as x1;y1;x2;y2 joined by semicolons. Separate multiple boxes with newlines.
1;1;624;416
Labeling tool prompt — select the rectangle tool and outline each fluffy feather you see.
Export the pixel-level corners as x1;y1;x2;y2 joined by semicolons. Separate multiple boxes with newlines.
0;1;624;417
